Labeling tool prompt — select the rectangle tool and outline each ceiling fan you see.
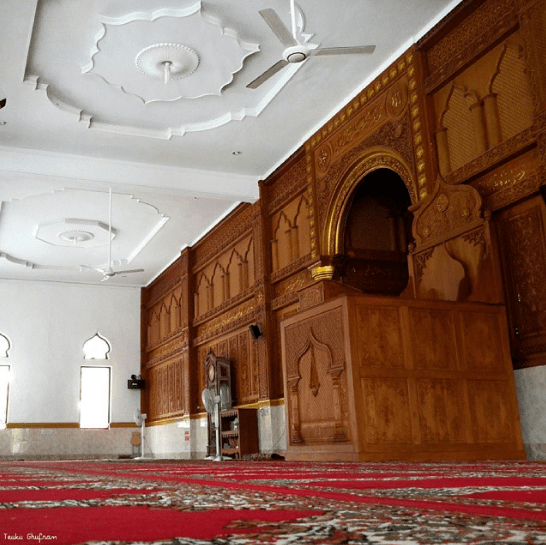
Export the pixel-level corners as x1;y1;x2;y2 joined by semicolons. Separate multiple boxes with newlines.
247;0;376;89
95;189;144;282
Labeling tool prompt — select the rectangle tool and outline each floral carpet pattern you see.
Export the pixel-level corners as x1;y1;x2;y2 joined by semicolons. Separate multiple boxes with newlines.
0;459;546;544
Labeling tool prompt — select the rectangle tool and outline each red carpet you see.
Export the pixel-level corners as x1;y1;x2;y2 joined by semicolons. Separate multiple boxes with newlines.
1;459;545;544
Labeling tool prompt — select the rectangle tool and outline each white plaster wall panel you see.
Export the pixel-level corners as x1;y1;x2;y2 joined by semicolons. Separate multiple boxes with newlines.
0;427;135;460
145;420;197;459
0;279;141;424
257;404;286;455
515;366;546;459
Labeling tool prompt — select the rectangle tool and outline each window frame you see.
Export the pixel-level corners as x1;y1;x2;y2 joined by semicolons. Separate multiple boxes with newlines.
79;365;112;429
0;365;10;429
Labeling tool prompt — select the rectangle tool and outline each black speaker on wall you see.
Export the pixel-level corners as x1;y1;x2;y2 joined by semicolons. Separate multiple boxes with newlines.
249;324;263;339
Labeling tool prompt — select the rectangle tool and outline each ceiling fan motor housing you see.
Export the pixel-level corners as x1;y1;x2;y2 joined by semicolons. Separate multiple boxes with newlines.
283;45;309;63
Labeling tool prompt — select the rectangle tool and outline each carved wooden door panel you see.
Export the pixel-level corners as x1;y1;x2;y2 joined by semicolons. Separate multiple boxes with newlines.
495;195;546;368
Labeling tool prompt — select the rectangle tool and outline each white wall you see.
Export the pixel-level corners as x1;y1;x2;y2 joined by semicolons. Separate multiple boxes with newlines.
0;279;142;458
515;366;546;460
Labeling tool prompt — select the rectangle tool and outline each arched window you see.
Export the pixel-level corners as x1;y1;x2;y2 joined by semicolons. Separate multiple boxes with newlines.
82;333;111;360
80;333;112;429
0;333;11;429
0;333;10;358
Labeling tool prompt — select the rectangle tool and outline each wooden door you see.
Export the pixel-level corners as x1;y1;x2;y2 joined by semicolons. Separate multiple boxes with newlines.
495;195;546;368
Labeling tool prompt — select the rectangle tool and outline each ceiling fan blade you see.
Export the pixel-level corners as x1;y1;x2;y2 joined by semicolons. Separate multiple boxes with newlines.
112;269;145;276
312;45;376;56
247;59;289;89
259;9;297;47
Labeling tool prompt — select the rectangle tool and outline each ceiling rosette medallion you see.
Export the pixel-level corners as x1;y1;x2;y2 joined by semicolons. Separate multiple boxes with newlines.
24;0;311;137
82;3;259;103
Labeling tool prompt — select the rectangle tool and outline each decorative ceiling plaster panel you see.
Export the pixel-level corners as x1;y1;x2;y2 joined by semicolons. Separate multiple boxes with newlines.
83;3;260;102
0;189;168;272
24;0;313;139
35;219;116;248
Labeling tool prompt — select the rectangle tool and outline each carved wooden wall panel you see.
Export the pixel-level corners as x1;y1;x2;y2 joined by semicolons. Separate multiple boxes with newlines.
362;378;413;445
141;254;192;423
194;234;254;319
282;301;351;450
432;31;534;178
471;148;542;211
266;150;307;215
270;193;312;276
147;357;186;421
195;327;258;408
145;284;185;349
409;309;458;370
192;204;254;267
416;379;466;444
495;195;546;368
419;0;518;94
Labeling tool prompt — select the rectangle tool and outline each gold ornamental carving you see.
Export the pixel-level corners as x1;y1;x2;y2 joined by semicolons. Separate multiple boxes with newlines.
196;299;255;340
310;265;335;281
423;0;518;93
412;176;483;247
314;79;409;176
323;149;416;256
471;148;540;211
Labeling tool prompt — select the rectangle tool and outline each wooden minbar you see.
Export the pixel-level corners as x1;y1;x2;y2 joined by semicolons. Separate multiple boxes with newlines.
280;280;526;462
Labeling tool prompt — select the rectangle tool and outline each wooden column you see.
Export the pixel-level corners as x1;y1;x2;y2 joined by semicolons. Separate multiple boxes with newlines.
482;94;502;148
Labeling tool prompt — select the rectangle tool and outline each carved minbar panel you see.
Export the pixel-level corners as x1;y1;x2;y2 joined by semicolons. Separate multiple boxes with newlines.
281;285;524;461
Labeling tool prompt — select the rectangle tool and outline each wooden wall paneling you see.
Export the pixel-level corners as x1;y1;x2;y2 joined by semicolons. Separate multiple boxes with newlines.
471;148;542;211
140;251;195;423
519;0;546;117
180;248;194;416
419;0;519;95
408;308;458;371
194;328;259;407
494;195;546;368
415;378;467;445
413;48;441;196
430;30;534;181
253;194;273;401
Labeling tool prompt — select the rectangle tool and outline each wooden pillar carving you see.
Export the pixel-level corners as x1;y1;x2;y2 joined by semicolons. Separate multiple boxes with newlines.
193;292;199;319
271;239;279;271
519;0;546;116
290;225;300;262
287;377;304;444
222;273;230;302
207;283;213;312
434;127;451;177
482;93;503;147
469;102;488;155
180;248;195;416
329;368;348;442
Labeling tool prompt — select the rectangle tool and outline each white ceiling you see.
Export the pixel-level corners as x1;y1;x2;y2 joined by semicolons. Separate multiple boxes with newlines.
0;0;461;287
